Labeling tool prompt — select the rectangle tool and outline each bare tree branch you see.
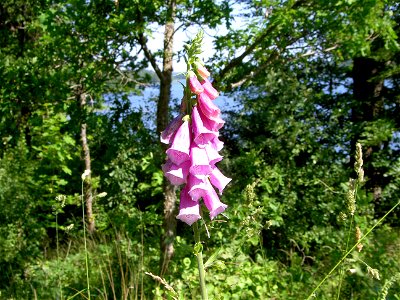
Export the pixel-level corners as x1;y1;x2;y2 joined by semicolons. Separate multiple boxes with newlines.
213;0;310;87
137;32;164;81
214;23;278;87
230;44;338;89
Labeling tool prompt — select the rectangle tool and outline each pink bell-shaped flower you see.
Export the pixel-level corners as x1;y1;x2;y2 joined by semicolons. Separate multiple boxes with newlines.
210;136;224;152
187;174;209;201
202;181;228;219
189;144;212;175
160;114;183;144
162;160;190;186
176;185;201;226
198;107;225;131
201;78;219;100
205;143;223;165
198;93;220;120
192;106;218;148
166;120;191;165
210;166;231;195
188;71;204;95
194;61;210;79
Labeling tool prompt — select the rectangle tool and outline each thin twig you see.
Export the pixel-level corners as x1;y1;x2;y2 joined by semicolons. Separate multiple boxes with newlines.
144;272;178;299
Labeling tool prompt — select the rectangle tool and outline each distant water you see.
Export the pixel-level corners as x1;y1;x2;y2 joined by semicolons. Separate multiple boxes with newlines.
128;80;237;129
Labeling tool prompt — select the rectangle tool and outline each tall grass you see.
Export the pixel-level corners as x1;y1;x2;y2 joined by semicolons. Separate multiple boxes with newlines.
307;143;399;299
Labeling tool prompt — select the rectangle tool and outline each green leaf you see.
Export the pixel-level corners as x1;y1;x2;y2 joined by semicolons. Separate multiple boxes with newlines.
61;165;72;175
204;247;222;269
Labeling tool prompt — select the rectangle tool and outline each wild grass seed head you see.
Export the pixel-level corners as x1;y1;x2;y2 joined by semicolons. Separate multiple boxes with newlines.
347;179;356;216
354;143;364;183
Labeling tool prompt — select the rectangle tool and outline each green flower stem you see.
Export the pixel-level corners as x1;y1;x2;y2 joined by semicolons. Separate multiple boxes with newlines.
185;78;192;116
306;200;400;300
56;212;63;300
193;222;208;300
336;213;354;299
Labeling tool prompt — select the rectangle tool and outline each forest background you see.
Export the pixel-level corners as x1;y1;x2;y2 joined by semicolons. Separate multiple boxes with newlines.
1;0;400;299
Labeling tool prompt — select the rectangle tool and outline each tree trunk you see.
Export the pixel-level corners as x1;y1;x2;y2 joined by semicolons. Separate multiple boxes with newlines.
79;91;95;233
158;0;177;276
351;57;384;203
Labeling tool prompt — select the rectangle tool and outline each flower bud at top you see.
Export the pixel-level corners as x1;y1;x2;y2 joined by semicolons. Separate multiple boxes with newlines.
188;71;204;94
194;61;210;79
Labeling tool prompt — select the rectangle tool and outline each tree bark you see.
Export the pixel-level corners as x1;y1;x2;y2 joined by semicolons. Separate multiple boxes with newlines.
351;57;384;203
158;0;177;276
78;91;95;233
136;0;178;275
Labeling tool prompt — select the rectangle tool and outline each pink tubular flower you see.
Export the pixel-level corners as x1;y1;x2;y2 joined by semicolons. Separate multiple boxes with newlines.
187;174;209;201
192;105;218;148
205;143;223;165
189;144;212;175
202;181;228;219
160;114;184;144
198;93;221;119
198;108;225;131
210;136;224;152
188;71;204;94
176;185;201;226
194;61;211;79
166;120;191;165
210;166;231;195
201;78;219;100
162;160;190;186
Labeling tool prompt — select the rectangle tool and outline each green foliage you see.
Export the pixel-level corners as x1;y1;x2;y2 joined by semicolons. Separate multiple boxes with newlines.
0;141;46;292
